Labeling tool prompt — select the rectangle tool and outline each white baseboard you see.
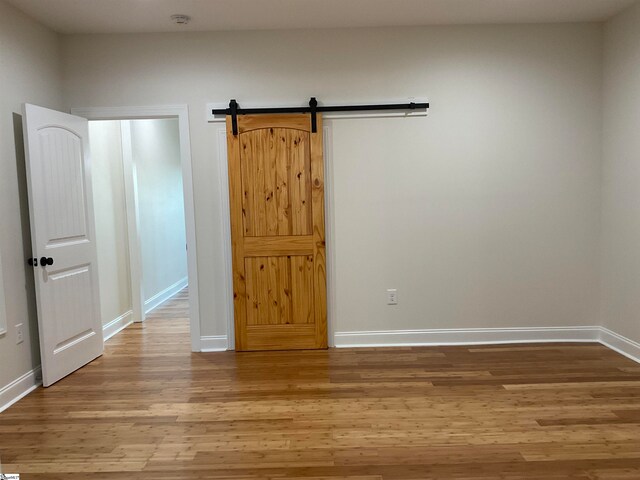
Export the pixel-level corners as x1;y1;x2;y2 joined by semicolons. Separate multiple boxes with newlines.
193;326;640;367
200;335;228;352
1;327;638;413
144;277;188;314
599;327;640;364
103;310;134;341
334;326;601;348
0;367;41;414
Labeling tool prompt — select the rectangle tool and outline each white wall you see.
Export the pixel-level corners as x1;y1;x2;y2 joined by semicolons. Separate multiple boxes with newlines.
601;1;640;344
130;119;188;305
88;120;132;326
61;24;604;339
0;0;62;394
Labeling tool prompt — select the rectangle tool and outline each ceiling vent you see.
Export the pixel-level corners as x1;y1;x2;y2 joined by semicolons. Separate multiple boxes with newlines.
171;14;191;26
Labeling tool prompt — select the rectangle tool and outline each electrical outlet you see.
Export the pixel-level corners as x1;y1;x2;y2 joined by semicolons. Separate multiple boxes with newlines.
15;323;24;344
386;289;398;305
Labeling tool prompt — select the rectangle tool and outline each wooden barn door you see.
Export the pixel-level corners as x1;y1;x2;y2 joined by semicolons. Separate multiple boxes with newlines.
227;114;327;351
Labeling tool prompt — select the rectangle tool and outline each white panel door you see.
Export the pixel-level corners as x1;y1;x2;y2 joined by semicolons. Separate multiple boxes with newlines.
23;104;103;387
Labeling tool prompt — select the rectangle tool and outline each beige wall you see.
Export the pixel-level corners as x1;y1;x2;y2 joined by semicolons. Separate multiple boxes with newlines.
88;120;132;326
0;253;6;335
601;1;640;344
0;0;62;390
62;24;603;338
130;119;188;304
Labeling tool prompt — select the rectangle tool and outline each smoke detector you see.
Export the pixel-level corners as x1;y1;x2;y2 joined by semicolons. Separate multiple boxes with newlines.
171;14;191;25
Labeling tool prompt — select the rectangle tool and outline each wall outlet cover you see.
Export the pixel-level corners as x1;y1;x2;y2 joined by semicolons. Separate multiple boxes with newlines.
15;323;24;344
387;289;398;305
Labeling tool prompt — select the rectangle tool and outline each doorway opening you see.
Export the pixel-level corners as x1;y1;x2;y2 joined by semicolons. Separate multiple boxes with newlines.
88;117;191;344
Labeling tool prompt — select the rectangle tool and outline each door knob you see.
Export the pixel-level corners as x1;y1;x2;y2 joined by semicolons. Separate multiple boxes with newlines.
27;257;38;267
40;257;54;266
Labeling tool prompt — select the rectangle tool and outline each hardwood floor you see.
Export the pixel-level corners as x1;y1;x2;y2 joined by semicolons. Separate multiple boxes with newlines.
1;292;640;478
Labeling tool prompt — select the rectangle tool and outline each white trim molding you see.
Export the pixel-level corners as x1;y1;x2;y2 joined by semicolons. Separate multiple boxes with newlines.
323;125;337;347
599;327;640;364
332;326;640;365
193;327;640;364
119;121;145;324
103;310;133;341
216;128;236;350
0;367;41;413
334;326;602;348
72;105;188;120
145;278;188;314
200;336;229;352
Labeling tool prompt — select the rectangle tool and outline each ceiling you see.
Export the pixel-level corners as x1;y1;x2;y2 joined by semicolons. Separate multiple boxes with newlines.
6;0;638;34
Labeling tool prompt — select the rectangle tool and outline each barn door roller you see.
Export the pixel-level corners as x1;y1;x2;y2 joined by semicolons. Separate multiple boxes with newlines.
213;97;429;135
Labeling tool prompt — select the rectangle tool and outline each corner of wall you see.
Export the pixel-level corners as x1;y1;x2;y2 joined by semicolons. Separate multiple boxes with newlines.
598;0;640;346
0;0;64;409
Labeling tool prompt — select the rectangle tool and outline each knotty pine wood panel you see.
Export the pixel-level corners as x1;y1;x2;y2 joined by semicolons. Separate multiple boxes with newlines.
240;127;312;237
310;114;327;347
238;114;310;134
291;255;314;324
244;324;318;350
243;235;313;257
228;114;327;350
244;255;313;326
227;116;248;349
1;293;640;479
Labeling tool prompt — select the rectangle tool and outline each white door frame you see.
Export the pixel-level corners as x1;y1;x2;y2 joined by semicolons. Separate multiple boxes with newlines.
72;105;201;352
119;121;145;324
215;128;235;349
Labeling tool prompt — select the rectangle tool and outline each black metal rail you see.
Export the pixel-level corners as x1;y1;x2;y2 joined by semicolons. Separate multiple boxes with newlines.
212;97;429;135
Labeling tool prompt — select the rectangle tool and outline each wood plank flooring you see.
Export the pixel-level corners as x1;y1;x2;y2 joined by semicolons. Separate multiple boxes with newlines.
1;291;640;478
